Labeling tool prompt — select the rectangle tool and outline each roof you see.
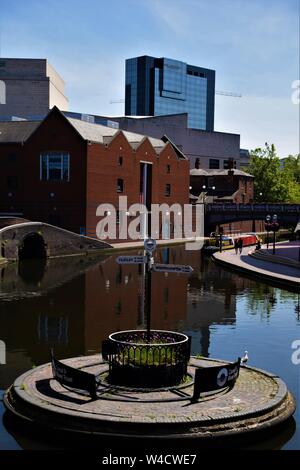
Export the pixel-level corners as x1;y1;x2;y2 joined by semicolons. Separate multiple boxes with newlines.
66;117;166;153
0;108;186;158
216;190;240;201
190;168;254;178
0;121;40;143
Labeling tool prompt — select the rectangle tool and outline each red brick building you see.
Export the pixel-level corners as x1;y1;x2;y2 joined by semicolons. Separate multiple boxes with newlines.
0;107;189;240
190;168;254;204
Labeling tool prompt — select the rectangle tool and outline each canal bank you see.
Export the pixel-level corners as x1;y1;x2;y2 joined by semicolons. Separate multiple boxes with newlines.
213;244;300;289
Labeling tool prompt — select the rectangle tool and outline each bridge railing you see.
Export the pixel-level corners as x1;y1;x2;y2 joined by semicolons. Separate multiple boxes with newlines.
206;203;300;213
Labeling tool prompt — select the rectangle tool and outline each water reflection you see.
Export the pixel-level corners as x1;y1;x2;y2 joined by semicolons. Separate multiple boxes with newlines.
0;246;299;449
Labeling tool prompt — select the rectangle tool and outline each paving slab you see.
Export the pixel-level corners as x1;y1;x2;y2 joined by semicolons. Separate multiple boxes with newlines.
4;355;295;441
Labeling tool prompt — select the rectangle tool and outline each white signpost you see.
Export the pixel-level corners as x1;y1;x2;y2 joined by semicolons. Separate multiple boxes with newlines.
115;239;193;341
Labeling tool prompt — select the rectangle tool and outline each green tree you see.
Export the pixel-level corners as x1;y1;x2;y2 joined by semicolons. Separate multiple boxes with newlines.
281;155;300;202
246;143;290;202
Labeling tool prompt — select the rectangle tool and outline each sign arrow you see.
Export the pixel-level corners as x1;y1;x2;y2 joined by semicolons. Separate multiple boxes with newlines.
152;264;193;274
116;255;147;265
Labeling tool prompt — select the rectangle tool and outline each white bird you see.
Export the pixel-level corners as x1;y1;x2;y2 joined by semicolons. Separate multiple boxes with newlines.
241;350;249;364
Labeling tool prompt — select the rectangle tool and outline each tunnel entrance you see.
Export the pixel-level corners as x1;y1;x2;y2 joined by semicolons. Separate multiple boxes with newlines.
18;233;47;260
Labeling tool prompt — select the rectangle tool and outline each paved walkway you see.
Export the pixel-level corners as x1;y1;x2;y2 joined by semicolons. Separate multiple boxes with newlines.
109;237;205;251
261;240;300;262
213;245;300;288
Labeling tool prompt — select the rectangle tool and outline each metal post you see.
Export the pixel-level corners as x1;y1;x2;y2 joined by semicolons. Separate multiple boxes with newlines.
145;253;152;343
273;230;276;255
267;231;269;251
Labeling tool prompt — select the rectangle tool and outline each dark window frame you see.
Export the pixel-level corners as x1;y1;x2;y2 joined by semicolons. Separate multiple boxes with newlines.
117;178;124;193
40;152;70;182
209;159;220;170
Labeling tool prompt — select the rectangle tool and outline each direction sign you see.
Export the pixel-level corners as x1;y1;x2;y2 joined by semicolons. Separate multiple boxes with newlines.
152;264;193;274
144;238;157;253
116;255;147;265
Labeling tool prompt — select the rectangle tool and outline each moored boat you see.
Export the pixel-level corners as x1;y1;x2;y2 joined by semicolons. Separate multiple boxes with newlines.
203;233;258;252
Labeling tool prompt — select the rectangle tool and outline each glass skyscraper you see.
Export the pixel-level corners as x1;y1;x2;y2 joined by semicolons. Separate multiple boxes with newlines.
125;56;215;131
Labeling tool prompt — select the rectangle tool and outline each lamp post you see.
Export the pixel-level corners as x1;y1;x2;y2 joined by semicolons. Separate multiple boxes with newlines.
265;214;279;254
271;214;279;255
212;186;216;204
219;226;223;253
202;185;206;203
265;215;271;251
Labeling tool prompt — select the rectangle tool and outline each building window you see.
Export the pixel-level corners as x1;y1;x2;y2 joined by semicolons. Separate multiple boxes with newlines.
166;164;170;174
207;177;214;188
117;178;124;192
209;159;220;169
118;156;123;166
40;152;70;181
7;176;18;189
224;159;237;169
165;183;171;196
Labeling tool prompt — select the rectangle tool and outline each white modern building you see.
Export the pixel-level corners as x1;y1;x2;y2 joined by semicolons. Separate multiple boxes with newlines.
0;58;68;121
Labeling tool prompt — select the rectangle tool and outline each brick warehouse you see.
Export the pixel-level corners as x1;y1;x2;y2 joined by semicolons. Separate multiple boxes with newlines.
0;107;189;241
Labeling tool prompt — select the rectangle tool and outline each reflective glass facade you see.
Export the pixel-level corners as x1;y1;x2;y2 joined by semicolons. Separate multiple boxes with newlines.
125;56;215;131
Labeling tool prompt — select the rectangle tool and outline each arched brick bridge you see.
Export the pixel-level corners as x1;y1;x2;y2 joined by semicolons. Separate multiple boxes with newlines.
0;221;111;261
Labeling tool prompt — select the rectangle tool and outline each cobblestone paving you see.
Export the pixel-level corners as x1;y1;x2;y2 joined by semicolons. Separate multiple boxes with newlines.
13;355;284;425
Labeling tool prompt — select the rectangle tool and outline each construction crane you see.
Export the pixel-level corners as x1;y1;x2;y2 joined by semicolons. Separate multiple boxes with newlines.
110;91;241;104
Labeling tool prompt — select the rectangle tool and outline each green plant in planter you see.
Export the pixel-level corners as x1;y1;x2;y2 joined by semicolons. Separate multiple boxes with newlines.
123;345;176;366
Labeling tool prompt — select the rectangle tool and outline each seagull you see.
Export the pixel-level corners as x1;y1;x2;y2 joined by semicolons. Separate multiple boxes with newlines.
241;350;249;364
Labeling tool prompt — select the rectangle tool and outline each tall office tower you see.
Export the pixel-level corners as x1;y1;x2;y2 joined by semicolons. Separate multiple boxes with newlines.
125;55;215;131
0;58;68;120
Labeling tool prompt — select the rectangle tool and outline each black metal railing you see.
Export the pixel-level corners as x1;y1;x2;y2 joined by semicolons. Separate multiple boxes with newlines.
102;330;191;388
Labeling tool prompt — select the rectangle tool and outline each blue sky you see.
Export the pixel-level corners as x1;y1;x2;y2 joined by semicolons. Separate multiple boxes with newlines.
1;0;299;156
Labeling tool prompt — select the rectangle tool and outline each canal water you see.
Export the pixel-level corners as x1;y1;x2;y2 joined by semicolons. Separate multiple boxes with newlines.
0;246;299;449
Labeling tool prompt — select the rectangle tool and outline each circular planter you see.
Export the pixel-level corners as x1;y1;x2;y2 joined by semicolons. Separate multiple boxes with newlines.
107;330;190;388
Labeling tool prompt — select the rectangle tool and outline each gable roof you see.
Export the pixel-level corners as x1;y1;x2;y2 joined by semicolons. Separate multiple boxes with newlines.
0;121;40;143
66;116;165;152
0;107;183;157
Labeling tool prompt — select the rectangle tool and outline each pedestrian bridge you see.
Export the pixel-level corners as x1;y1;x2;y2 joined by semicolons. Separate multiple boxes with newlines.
205;203;300;233
0;221;111;261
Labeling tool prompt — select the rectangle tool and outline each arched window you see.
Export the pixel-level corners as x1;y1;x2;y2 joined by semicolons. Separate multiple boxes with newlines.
0;80;6;104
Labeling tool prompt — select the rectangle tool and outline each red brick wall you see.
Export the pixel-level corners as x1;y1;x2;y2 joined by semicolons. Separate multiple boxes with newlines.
86;134;189;240
21;112;87;232
0;143;24;214
0;112;87;232
1;111;190;241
